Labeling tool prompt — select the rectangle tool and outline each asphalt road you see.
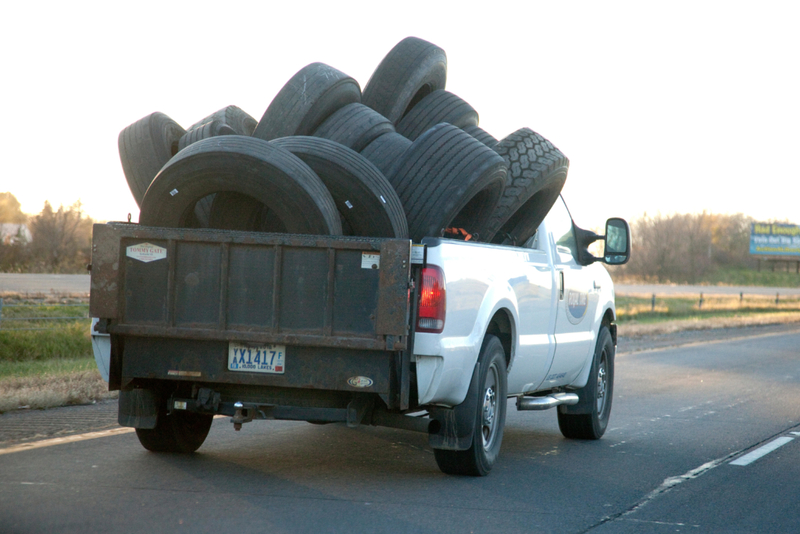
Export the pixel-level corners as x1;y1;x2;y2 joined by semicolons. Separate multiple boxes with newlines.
0;273;90;295
1;326;799;533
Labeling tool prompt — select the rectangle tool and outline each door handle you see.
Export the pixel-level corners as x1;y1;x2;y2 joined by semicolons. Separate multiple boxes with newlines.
559;271;565;300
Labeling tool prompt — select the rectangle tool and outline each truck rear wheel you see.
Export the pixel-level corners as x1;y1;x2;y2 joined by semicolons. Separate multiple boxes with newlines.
135;400;213;453
557;325;615;440
434;335;507;476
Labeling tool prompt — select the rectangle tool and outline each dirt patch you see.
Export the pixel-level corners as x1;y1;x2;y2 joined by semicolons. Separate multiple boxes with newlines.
0;370;117;413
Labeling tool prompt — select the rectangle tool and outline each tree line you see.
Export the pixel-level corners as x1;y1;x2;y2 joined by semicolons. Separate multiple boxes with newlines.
611;211;758;283
0;191;776;281
0;192;94;274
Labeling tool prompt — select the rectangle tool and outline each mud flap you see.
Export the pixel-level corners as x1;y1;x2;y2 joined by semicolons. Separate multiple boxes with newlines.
118;389;159;429
427;363;479;451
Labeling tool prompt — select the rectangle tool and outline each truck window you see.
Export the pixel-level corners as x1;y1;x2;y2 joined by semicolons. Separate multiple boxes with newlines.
522;231;540;250
547;196;577;257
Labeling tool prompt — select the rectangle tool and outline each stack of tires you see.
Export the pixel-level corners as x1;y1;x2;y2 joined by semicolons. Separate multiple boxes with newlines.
118;37;569;246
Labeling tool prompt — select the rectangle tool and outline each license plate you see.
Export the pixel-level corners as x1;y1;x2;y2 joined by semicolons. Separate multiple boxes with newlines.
228;343;285;374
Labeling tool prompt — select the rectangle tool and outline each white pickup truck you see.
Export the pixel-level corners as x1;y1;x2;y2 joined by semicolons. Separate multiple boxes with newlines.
90;195;630;476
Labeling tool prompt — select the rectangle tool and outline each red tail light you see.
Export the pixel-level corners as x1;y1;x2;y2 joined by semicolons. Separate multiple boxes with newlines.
417;266;446;333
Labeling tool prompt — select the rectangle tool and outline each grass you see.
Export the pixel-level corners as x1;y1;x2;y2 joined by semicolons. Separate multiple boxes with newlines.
616;293;800;338
0;294;111;412
615;294;800;324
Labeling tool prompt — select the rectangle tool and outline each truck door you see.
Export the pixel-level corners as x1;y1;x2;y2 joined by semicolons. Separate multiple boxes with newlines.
506;230;556;395
543;197;599;386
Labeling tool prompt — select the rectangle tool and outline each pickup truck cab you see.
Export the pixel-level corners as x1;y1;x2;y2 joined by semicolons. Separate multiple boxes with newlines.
90;195;630;476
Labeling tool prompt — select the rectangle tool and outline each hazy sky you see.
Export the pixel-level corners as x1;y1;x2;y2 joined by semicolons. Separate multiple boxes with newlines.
2;1;798;230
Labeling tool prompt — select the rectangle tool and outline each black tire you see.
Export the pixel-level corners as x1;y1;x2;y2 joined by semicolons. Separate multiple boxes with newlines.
360;132;412;178
434;335;507;476
313;103;395;152
396;90;478;141
362;37;447;124
558;326;615;440
388;123;506;242
462;125;498;149
135;397;213;453
253;63;361;142
271;137;407;238
484;128;569;245
207;192;287;233
139;135;342;236
178;105;258;151
118;112;185;207
178;121;237;151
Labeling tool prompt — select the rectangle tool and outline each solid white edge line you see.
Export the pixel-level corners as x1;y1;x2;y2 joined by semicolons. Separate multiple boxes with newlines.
730;436;794;466
0;427;136;456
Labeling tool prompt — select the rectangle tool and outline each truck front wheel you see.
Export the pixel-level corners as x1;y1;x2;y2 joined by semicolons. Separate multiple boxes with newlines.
434;335;508;476
557;325;615;440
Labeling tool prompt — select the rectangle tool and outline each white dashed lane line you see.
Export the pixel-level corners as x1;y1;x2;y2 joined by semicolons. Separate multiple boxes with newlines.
730;436;794;466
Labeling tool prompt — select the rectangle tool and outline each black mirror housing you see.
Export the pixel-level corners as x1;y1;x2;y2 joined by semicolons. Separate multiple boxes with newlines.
573;218;631;266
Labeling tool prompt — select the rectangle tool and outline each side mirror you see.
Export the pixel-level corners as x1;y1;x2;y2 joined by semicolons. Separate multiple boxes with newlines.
603;218;631;265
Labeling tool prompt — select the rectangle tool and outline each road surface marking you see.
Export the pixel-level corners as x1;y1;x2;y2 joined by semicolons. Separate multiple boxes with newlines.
0;427;136;456
730;437;794;466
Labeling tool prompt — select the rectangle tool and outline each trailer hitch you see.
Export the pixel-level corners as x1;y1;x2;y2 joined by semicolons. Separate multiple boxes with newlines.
231;402;255;431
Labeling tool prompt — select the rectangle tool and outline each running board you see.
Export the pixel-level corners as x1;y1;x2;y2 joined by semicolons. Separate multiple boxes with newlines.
516;392;580;411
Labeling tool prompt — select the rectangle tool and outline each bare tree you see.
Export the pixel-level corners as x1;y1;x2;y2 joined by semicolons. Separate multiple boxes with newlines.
618;211;754;283
28;201;93;273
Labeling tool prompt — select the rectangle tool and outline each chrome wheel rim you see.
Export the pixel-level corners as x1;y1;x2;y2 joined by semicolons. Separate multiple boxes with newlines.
596;349;608;414
481;363;499;450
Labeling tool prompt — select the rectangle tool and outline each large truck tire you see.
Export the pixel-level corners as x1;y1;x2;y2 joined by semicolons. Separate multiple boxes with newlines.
271;136;408;239
484;128;569;245
253;63;361;142
360;132;412;179
118;112;185;208
388;123;506;242
139;135;342;236
395;90;478;141
313;103;396;153
178;105;258;151
362;37;447;124
462;125;498;149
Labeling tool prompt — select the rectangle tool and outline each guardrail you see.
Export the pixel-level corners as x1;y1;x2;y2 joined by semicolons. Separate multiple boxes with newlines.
0;298;90;332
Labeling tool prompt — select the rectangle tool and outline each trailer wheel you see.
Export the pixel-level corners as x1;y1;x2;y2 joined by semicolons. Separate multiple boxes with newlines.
118;112;185;207
362;37;447;124
485;128;569;245
396;90;478;141
253;62;361;142
558;325;615;440
139;135;341;236
388;123;506;242
434;335;507;476
135;400;213;453
271;136;407;238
